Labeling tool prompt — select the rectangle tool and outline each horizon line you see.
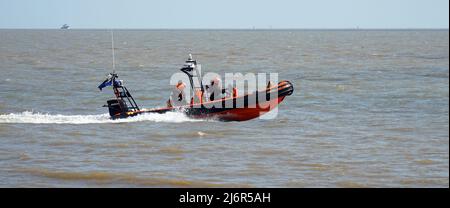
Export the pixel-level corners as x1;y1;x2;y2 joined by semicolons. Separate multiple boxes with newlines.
0;27;448;30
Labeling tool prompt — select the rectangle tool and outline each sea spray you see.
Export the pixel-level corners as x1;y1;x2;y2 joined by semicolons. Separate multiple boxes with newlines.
0;111;203;124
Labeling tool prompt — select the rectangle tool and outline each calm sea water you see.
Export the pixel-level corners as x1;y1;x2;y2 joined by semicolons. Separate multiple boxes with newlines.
0;29;448;187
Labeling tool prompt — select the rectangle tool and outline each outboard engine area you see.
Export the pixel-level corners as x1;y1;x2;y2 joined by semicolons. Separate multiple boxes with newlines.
99;73;140;119
106;99;129;117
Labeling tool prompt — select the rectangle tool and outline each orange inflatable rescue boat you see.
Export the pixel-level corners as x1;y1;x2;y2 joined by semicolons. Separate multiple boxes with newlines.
99;55;294;121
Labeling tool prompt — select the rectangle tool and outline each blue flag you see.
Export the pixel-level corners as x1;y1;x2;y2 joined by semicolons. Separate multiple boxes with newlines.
98;79;112;91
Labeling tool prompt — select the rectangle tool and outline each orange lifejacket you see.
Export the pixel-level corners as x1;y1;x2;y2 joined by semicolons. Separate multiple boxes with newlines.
196;89;203;103
176;82;186;90
188;89;204;105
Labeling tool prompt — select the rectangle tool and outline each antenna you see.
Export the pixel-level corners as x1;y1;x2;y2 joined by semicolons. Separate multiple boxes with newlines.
111;30;116;71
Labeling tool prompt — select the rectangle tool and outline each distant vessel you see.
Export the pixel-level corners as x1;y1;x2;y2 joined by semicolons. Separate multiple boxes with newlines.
60;24;69;29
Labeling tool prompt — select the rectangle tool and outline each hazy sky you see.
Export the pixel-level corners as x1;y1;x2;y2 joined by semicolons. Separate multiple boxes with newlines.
0;0;448;29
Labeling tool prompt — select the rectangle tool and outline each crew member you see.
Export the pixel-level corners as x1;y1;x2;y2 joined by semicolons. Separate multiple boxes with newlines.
206;77;224;101
167;80;187;107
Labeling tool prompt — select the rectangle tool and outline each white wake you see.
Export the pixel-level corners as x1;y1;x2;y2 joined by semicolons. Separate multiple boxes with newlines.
0;111;202;124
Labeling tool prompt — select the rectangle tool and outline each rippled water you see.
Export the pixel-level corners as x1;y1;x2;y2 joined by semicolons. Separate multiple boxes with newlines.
0;29;448;187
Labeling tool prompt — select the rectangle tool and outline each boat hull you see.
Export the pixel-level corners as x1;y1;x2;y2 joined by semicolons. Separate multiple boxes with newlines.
111;80;294;122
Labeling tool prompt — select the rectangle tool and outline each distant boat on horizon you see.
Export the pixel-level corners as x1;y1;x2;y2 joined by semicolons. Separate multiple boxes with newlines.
60;24;69;29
